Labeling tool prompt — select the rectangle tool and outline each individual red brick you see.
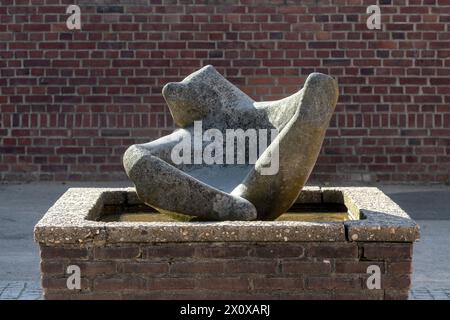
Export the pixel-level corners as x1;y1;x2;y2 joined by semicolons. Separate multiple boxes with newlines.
94;246;141;260
225;260;278;274
194;244;249;258
40;261;65;275
282;261;332;274
93;277;147;291
148;278;195;290
252;277;304;290
384;289;410;300
196;277;249;290
75;262;118;276
307;243;358;258
387;261;412;274
281;292;332;300
122;262;169;274
333;289;384;300
42;277;90;291
335;261;385;274
43;291;122;300
56;147;83;154
362;243;412;260
306;276;362;290
250;243;305;258
380;275;412;290
40;246;89;260
170;261;224;274
144;244;195;259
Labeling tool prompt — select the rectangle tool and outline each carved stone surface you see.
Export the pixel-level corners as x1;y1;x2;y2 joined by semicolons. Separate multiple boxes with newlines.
123;65;339;221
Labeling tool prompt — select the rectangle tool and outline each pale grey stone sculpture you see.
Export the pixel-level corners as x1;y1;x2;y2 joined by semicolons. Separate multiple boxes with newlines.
123;65;338;221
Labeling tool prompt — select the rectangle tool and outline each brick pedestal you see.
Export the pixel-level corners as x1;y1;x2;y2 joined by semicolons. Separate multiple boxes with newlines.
39;241;413;300
35;187;419;300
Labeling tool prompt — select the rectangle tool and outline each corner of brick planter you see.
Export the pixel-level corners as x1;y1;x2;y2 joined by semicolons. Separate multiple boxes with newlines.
35;187;419;300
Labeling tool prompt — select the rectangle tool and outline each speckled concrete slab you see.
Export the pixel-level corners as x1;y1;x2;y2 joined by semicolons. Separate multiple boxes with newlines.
34;187;419;245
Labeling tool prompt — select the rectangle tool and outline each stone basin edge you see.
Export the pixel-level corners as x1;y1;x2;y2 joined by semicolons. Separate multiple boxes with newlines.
34;187;420;245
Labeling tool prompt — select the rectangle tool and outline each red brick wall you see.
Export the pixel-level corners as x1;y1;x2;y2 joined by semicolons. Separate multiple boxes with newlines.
1;0;449;182
39;241;413;300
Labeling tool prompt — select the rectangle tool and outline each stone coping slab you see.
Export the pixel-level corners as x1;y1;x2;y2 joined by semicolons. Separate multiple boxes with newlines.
34;187;419;245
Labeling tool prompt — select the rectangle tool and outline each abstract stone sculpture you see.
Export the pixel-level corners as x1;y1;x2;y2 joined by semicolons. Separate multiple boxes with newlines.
123;65;338;221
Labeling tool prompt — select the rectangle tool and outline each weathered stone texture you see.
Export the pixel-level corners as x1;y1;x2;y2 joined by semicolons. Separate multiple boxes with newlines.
123;66;339;221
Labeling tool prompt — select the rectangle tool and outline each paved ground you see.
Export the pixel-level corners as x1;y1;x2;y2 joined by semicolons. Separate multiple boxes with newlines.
0;281;42;300
0;182;449;300
379;185;450;299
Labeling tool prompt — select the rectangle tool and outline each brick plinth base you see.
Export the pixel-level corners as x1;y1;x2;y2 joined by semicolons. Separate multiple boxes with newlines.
40;241;412;300
35;187;419;300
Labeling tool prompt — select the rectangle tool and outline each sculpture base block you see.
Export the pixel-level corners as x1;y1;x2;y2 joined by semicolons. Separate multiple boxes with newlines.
35;187;419;300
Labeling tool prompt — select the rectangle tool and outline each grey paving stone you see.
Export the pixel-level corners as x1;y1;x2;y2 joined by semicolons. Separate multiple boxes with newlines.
410;288;450;300
0;281;42;300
